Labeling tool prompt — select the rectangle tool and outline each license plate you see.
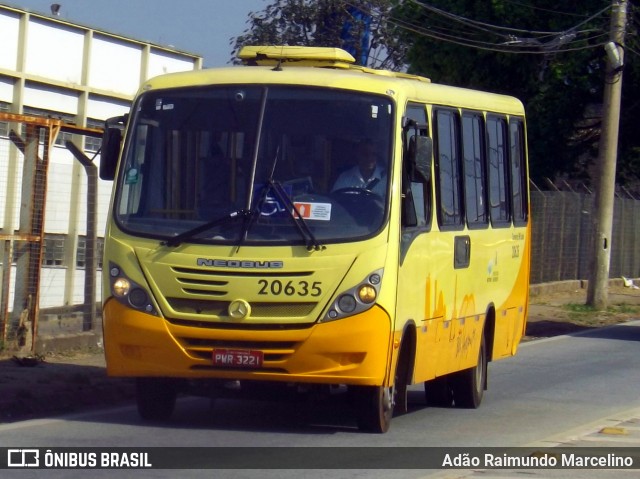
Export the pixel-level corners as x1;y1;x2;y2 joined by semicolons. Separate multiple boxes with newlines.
212;349;263;368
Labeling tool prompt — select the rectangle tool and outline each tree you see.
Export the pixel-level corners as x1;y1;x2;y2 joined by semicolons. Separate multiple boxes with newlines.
393;0;640;189
230;0;407;71
232;1;640;187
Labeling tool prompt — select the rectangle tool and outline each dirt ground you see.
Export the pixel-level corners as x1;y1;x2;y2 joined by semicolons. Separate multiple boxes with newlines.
1;284;639;423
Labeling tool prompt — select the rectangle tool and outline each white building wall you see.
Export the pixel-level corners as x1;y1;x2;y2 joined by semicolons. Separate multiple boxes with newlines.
0;10;19;71
45;147;76;234
0;4;202;315
89;35;142;95
25;20;85;85
23;84;78;114
0;77;13;102
86;96;129;120
148;49;198;79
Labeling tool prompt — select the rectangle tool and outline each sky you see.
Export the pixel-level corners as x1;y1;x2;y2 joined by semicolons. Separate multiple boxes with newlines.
4;0;268;67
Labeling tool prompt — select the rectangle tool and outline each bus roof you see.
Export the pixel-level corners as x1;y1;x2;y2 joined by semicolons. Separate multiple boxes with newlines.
140;46;525;116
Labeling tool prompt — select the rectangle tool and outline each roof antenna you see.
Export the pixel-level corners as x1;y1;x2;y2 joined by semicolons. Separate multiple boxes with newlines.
50;4;61;16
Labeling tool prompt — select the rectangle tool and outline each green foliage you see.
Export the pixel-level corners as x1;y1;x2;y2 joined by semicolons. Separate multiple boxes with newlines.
394;0;640;187
230;0;407;70
233;1;640;187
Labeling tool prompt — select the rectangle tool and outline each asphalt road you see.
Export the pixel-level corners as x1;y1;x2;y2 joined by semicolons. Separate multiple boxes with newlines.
1;320;639;478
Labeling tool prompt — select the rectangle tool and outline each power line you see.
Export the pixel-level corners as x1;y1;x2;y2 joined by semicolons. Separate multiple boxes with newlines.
386;14;609;54
346;1;612;55
501;0;603;18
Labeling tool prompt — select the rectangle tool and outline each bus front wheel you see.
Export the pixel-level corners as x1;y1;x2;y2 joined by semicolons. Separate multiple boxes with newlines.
355;352;409;433
355;384;393;433
136;377;178;421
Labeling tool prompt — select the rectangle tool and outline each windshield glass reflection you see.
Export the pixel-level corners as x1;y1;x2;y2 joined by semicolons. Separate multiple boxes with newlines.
115;85;393;245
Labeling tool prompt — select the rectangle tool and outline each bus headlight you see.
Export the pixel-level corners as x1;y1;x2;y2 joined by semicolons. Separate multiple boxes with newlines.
112;278;131;298
358;285;377;303
338;294;357;313
109;262;158;315
321;269;383;322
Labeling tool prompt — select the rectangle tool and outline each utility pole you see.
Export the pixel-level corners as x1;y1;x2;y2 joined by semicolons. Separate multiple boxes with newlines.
586;0;627;310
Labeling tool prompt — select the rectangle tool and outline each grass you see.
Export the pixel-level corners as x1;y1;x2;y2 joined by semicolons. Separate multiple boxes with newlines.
563;302;640;325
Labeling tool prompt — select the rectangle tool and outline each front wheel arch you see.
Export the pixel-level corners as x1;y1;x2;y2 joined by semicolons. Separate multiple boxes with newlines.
393;325;416;416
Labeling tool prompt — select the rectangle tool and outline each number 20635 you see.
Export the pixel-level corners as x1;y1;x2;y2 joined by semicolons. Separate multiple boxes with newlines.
257;279;322;297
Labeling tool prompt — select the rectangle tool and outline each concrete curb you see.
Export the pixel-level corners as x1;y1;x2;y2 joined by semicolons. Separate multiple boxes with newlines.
35;331;103;355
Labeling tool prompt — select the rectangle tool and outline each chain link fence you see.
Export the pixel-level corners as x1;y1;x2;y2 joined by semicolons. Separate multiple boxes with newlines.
530;190;640;284
0;115;51;352
0;113;102;353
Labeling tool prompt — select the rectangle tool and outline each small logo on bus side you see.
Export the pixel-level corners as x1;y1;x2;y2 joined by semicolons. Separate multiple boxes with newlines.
197;259;283;269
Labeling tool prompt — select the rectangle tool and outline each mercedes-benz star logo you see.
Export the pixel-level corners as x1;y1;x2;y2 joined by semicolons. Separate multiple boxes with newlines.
228;299;251;319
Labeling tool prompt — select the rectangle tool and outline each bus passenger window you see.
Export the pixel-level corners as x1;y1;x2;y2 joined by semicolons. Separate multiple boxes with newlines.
487;116;510;225
510;119;528;225
435;109;463;228
462;112;488;227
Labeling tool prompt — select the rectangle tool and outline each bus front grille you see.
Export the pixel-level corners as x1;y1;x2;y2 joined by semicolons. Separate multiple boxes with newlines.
166;298;317;319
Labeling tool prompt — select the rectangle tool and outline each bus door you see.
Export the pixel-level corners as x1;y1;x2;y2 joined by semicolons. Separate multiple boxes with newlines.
432;108;482;376
397;103;441;383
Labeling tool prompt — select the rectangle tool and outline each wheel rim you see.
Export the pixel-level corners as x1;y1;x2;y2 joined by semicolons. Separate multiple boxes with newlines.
475;340;486;394
383;385;394;414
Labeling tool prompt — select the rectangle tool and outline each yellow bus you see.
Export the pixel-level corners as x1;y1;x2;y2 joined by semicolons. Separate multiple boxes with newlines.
99;46;530;433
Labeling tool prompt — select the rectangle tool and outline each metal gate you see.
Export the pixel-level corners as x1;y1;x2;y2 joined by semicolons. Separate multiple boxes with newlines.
0;113;101;353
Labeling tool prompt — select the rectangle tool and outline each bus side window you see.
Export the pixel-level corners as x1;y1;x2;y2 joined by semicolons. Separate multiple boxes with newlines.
403;103;431;228
486;115;511;226
462;111;488;227
434;108;463;229
509;118;528;225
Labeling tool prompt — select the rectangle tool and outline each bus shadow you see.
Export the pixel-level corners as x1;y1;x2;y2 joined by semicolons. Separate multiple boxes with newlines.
164;386;432;435
79;383;433;435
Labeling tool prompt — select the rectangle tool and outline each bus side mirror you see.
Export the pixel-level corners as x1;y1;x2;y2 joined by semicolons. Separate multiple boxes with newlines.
99;115;126;180
412;136;432;183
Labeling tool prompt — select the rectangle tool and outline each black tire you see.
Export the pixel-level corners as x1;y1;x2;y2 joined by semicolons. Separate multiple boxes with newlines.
451;334;487;409
355;385;393;433
355;346;409;433
136;377;178;421
424;375;453;407
393;346;410;416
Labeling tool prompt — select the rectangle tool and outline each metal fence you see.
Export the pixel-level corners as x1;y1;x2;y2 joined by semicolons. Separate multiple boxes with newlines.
0;113;101;353
530;190;640;284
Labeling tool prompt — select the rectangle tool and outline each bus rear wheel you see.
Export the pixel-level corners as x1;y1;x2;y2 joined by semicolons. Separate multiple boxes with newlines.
136;377;178;421
451;334;487;409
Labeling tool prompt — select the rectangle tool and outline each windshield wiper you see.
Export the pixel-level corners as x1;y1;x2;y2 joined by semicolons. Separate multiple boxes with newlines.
269;179;326;252
234;180;325;253
235;145;325;253
163;209;250;247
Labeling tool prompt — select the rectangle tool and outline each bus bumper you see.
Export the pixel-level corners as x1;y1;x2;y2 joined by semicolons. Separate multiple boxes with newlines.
102;298;392;386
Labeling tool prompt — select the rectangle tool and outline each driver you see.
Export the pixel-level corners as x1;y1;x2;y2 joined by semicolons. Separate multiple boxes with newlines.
332;141;386;196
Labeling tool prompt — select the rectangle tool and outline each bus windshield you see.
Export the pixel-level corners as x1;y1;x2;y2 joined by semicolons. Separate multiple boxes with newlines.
114;85;393;245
